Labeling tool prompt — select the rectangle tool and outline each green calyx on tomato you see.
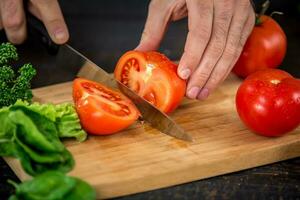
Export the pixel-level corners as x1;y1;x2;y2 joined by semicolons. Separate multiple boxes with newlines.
114;50;186;114
236;69;300;137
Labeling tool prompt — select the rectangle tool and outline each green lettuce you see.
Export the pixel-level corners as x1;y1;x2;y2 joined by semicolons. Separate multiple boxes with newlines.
0;105;74;176
14;100;86;142
0;107;18;157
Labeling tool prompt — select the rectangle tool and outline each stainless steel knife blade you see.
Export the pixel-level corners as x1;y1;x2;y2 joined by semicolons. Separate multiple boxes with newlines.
55;44;192;142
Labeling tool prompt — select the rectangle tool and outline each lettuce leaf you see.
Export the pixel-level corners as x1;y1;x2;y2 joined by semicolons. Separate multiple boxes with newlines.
0;104;76;176
0;108;18;157
14;100;86;142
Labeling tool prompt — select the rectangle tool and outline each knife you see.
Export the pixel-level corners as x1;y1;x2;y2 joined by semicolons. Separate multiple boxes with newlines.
26;13;193;142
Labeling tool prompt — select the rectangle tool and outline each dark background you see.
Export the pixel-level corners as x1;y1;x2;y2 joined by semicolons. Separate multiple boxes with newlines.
0;0;300;86
1;0;300;199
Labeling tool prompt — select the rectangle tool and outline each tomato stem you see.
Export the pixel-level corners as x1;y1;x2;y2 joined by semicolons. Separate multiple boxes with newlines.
259;0;270;17
270;11;284;17
256;0;270;26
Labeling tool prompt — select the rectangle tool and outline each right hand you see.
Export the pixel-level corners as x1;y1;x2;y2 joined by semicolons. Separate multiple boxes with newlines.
0;0;69;44
136;0;255;100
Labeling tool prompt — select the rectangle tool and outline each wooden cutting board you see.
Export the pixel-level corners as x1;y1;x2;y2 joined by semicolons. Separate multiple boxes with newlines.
4;74;300;199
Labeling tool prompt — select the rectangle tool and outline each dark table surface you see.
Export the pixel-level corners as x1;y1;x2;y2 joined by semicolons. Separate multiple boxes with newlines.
1;0;300;199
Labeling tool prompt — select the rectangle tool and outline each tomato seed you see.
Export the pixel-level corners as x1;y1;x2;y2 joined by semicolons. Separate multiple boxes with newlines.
123;108;130;114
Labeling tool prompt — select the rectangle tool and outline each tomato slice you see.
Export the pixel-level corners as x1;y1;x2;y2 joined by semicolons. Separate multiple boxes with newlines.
114;51;186;113
73;78;140;135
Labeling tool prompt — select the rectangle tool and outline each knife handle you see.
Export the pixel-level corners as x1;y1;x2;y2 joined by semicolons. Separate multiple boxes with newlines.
26;12;60;55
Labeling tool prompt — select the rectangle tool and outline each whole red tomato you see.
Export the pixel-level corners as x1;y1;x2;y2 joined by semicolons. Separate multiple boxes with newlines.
232;15;287;78
114;51;186;113
73;78;140;135
236;69;300;137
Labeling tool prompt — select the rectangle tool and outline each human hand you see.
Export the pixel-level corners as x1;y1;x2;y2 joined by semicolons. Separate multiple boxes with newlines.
0;0;69;44
136;0;255;100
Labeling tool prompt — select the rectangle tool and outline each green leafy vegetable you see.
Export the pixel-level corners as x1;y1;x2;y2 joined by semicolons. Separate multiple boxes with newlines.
8;171;96;200
0;43;36;108
0;105;74;176
14;100;87;142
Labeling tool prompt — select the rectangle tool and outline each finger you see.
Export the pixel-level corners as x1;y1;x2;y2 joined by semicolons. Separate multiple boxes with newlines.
170;0;188;21
0;0;27;44
28;1;42;20
135;0;172;51
186;0;234;99
0;16;3;30
224;8;255;80
0;10;3;30
30;0;69;44
177;0;213;81
198;2;255;100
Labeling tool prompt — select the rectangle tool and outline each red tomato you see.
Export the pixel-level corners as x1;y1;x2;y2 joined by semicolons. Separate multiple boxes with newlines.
73;78;140;135
232;15;287;78
236;69;300;137
114;51;186;113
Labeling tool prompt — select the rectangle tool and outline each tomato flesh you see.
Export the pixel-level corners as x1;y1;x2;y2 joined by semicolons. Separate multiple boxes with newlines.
114;51;186;113
236;69;300;137
120;58;140;87
73;78;140;135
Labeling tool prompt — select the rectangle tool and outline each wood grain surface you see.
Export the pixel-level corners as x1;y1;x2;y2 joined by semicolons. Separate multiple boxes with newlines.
4;74;300;199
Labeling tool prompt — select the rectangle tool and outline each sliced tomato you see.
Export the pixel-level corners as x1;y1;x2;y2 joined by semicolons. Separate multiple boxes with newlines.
73;78;140;135
114;51;186;113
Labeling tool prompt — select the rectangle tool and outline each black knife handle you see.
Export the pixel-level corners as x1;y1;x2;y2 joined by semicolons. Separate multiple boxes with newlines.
26;12;60;55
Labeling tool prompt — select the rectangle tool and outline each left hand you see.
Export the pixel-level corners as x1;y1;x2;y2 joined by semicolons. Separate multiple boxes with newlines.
0;0;69;44
136;0;255;100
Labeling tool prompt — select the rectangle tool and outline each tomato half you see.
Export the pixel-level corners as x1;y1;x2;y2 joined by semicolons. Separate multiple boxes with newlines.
114;51;186;113
232;15;287;78
73;78;140;135
236;69;300;137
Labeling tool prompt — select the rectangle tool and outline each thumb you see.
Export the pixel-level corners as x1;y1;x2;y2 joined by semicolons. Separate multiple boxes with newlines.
135;1;170;51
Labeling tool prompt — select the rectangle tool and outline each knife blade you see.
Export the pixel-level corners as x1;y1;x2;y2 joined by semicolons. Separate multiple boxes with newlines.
63;45;192;142
26;12;192;142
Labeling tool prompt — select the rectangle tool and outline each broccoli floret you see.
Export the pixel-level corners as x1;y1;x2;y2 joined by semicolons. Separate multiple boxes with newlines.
0;43;18;66
0;43;36;108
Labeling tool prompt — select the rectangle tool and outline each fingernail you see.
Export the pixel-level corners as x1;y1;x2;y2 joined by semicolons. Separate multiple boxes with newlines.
197;88;209;100
187;86;200;99
54;29;66;41
179;68;191;79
